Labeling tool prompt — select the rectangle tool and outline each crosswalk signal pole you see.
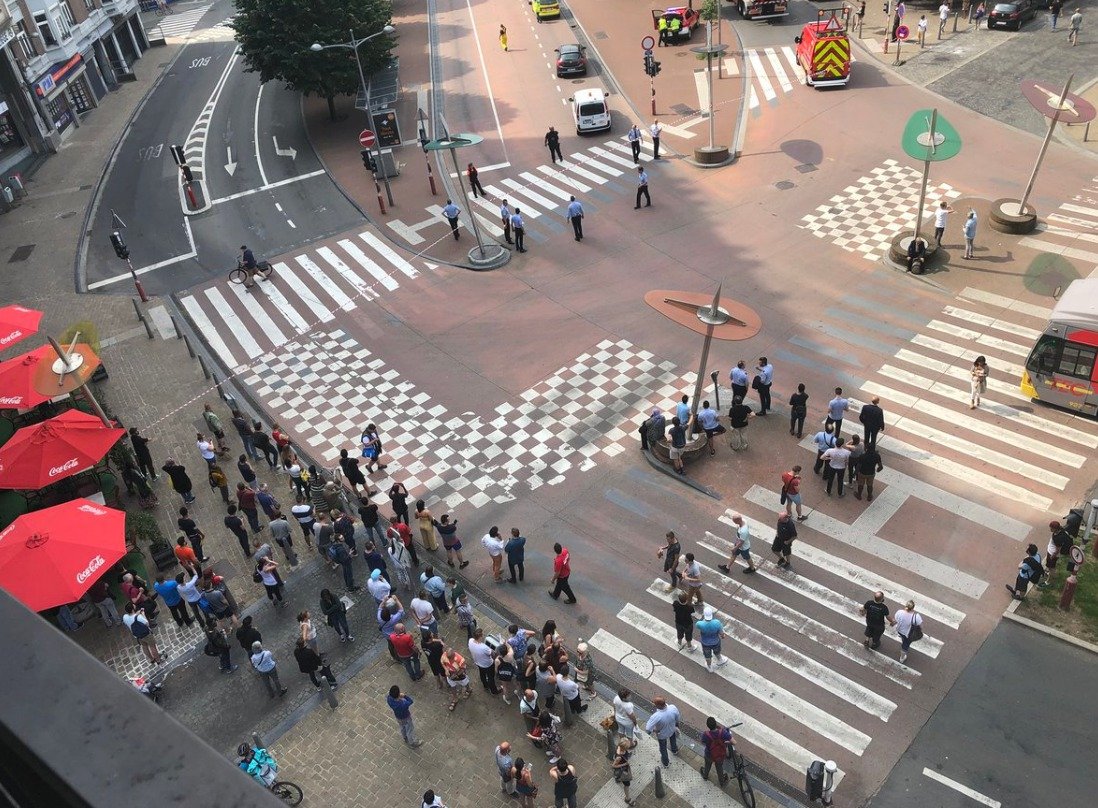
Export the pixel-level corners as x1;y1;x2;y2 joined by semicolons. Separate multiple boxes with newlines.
110;231;147;303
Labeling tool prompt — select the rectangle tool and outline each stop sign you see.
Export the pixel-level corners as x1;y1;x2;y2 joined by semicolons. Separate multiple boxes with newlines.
359;129;376;148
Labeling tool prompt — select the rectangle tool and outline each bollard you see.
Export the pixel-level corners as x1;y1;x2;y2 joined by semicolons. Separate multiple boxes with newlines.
251;730;267;750
318;677;339;709
822;760;838;806
1060;573;1078;610
132;297;144;322
185;182;198;209
605;729;617;760
140;313;154;340
182;333;196;359
169;314;183;339
197;355;211;380
653;766;666;799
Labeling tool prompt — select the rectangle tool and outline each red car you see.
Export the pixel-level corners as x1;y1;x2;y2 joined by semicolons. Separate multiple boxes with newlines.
652;4;700;43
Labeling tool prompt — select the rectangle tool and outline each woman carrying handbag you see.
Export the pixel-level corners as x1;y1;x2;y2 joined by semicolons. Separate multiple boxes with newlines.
894;600;924;664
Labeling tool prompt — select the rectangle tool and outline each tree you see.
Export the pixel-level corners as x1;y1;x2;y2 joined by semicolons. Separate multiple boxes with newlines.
232;0;395;120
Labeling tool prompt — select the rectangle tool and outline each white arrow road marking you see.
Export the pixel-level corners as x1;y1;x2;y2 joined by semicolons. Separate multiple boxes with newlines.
224;145;236;176
273;136;297;160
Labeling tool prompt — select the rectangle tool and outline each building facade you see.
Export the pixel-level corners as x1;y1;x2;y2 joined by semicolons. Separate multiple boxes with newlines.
0;0;149;175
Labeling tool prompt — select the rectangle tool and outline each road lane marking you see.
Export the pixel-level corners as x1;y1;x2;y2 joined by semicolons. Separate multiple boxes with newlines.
748;49;777;102
519;171;573;202
499;177;561;211
536;164;592;192
642;583;897;721
587;628;843;785
941;306;1043;341
180;293;239;369
463;0;507;161
225;279;287;346
203;286;262;358
294;255;356;312
253;83;269;187
337;239;398;291
209;169;326;205
922;769;1001;807
765;48;793;93
925;320;1031;358
315;247;379;302
957;287;1052;320
272;262;334;323
359;231;421;279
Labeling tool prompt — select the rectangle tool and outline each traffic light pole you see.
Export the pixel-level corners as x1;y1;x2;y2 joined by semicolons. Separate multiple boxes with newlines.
110;231;148;302
126;258;149;303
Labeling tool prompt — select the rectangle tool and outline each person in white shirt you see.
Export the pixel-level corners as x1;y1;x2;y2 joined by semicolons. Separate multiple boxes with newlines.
627;124;642;163
649;121;663;160
938;2;951;36
499;200;513;245
409;593;437;640
917;14;928;45
368;568;392;605
718;513;757;574
894;600;923;664
933;200;954;246
482;527;506;583
556;669;586;715
822;437;852;498
613;688;639;746
468;628;502;695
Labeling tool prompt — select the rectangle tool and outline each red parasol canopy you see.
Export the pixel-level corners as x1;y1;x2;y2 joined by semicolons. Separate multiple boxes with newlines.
0;498;126;612
0;345;56;409
0;305;43;352
0;409;125;490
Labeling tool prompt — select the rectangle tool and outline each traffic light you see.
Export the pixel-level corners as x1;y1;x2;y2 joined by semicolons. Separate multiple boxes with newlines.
644;51;653;76
180;164;194;184
110;231;129;260
360;148;375;171
651;59;662;77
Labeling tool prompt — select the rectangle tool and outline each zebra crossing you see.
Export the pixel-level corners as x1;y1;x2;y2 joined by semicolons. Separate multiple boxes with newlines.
1018;174;1098;269
177;230;432;372
389;136;661;247
147;4;212;41
723;46;806;115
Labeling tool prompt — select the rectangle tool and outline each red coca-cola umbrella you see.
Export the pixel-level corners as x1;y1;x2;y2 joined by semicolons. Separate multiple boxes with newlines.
0;498;126;611
0;345;56;409
0;410;125;490
0;305;43;351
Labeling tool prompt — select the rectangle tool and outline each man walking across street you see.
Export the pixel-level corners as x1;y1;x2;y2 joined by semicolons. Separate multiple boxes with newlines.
650;120;662;160
695;606;730;672
719;513;757;574
657;531;682;591
827;387;850;438
1049;0;1061;28
566;196;585;241
1068;7;1082;44
772;511;798;569
859;395;885;450
938;1;950;36
441;199;461;240
627;124;642;162
782;465;807;521
548;543;577;603
388;685;423;747
500;199;513;244
860;591;894;650
682;553;703;608
511;208;527;252
645;696;681;767
545;126;563;163
249;642;287;698
505;528;527;583
855;441;884;501
634;166;651;209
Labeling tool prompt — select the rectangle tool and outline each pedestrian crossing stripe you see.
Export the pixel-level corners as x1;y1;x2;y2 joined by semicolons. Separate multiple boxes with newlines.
148;5;212;40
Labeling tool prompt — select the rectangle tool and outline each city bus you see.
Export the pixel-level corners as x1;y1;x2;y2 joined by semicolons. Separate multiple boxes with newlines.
1021;278;1098;416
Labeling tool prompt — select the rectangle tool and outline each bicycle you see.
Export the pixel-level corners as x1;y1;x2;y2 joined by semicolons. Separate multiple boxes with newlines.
727;723;755;808
228;259;274;286
270;781;304;805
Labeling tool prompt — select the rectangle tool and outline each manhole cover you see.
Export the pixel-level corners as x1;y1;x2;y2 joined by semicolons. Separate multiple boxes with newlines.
671;103;696;115
795;163;817;173
9;245;35;263
776;181;795;190
593;31;609;40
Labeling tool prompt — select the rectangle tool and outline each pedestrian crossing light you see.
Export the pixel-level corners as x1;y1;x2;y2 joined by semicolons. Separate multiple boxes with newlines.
109;231;129;260
651;59;662;77
644;51;654;76
360;149;376;172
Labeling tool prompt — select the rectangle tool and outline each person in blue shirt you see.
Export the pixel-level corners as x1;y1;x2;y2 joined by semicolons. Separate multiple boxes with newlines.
729;360;749;401
675;394;691;427
153;573;193;626
387;685;423;746
696;400;725;456
962;209;978;259
441;199;461;240
695;606;730;672
237;743;278;788
644;697;681;767
505;528;527;583
754;357;773;415
566;195;585;241
420;566;450;613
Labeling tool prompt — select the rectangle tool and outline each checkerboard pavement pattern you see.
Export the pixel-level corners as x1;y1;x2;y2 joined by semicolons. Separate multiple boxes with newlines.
242;331;693;509
799;159;962;261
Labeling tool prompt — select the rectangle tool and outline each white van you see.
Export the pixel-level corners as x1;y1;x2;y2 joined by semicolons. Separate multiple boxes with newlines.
570;88;611;135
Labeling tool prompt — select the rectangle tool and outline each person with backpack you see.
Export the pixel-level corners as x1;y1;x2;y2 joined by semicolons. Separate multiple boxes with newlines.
123;602;162;665
328;537;358;592
204;617;237;673
1006;544;1044;600
700;716;733;786
894;600;924;664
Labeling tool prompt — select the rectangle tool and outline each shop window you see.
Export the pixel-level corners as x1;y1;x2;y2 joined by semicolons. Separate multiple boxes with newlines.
34;13;58;47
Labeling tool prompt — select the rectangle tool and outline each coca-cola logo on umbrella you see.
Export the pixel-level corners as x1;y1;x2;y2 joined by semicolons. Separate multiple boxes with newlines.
48;458;81;477
0;330;24;346
76;554;106;584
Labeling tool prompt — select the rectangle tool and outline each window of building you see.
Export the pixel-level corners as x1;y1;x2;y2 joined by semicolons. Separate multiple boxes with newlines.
14;21;37;60
34;13;58;47
51;4;76;40
84;0;96;10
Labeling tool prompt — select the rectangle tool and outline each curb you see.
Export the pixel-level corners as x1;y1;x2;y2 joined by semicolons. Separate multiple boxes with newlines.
1002;583;1098;655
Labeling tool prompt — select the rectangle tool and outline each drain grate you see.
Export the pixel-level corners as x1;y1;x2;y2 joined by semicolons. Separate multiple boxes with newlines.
593;31;608;40
671;103;696;116
795;163;818;174
9;245;35;262
775;181;795;191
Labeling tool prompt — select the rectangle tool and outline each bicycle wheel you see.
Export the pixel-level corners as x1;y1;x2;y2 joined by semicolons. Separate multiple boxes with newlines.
228;267;248;285
733;751;755;808
271;781;303;806
257;261;274;280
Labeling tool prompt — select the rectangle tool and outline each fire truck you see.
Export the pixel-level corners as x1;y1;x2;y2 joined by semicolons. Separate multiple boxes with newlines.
731;0;789;21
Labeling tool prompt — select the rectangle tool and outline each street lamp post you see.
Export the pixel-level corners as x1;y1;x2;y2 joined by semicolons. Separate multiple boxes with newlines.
310;25;396;206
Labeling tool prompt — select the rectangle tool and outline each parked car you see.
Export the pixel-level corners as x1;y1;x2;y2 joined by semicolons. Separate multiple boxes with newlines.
531;0;561;21
987;0;1037;29
555;44;588;77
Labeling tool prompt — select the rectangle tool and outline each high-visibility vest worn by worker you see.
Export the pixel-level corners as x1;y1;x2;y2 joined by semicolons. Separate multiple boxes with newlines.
669;17;682;34
658;17;668;32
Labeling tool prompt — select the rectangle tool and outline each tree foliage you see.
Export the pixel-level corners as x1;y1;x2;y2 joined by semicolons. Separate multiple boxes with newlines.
700;0;720;22
232;0;395;105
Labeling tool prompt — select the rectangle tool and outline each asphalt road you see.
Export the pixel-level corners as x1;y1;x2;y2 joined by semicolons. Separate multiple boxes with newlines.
867;620;1098;808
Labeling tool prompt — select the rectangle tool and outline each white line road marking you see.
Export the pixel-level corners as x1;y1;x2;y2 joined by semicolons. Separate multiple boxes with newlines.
906;336;1025;389
246;270;311;335
225;279;288;345
272;262;334;323
253;83;269;187
707;576;921;688
203;286;261;358
781;45;799;71
315;247;379;303
519;171;573;202
941;305;1042;341
180;294;240;369
643;582;897;721
619;603;872;754
447;161;510;177
463;0;507;162
210;170;327;205
693;68;710;113
337;239;398;292
483;184;541;216
926;319;1031;358
697;546;945;658
922;769;1001;807
749;85;760;110
588;628;843;785
715;515;966;629
862;380;1085;470
294;255;356;312
359;231;420;279
765;47;793;93
1018;238;1098;265
554;161;610;185
748;49;777;101
742;485;989;599
499;177;560;212
536;164;592;192
958;287;1052;320
588;145;637;169
576;156;624;178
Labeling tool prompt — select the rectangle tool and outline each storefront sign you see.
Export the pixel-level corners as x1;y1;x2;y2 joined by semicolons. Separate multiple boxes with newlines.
36;75;55;97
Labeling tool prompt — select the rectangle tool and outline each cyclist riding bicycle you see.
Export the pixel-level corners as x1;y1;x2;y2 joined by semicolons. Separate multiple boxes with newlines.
237;742;278;788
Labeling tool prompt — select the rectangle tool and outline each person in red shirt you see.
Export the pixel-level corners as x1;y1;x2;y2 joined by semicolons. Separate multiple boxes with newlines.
548;543;577;604
237;483;261;533
389;623;423;681
388;515;419;566
781;465;806;521
174;536;202;575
